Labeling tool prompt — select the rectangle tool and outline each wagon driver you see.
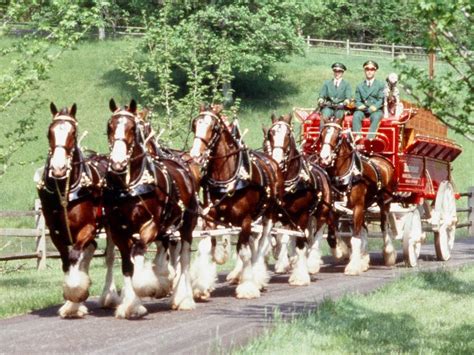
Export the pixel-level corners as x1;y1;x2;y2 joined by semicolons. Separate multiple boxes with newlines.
352;60;384;142
317;62;352;129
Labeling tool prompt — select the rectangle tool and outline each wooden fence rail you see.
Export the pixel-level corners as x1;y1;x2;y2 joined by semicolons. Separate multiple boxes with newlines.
1;188;473;270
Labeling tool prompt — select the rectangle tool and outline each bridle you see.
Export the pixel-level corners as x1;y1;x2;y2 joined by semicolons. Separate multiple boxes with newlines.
47;114;78;180
191;111;223;154
107;110;140;174
319;121;346;167
267;120;294;172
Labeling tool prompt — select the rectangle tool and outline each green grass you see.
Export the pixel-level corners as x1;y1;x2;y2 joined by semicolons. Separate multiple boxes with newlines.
0;256;124;319
237;265;474;354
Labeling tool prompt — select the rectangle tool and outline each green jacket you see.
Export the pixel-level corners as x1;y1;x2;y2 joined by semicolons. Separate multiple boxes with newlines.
355;79;384;111
318;79;352;104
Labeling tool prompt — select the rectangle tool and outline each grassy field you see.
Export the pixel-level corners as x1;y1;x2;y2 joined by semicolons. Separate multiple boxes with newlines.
237;265;474;354
0;38;472;215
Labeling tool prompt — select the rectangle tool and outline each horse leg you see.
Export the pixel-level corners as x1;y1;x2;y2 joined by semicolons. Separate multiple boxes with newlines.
131;219;161;298
59;224;95;318
345;194;368;275
152;239;173;298
252;217;273;289
274;232;291;274
115;237;147;319
307;216;324;274
190;234;217;301
289;232;311;286
171;216;196;310
99;228;120;309
381;202;397;266
236;217;260;299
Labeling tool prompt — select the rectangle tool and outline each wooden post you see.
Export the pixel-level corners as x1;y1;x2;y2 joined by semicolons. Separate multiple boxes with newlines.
35;199;47;270
428;22;436;80
469;186;474;237
346;39;350;55
391;43;395;59
98;27;106;40
306;35;310;47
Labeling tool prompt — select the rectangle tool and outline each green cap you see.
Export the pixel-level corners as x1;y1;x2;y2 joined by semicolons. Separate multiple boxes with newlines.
363;60;379;70
331;62;347;71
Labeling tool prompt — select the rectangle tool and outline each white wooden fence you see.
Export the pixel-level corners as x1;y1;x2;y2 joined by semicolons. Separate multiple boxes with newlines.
305;37;427;59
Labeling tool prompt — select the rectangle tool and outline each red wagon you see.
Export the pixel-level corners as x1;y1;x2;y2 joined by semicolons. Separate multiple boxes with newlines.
295;104;463;266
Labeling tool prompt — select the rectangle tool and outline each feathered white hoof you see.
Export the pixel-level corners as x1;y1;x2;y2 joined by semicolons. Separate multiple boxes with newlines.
132;261;160;298
289;268;311;286
212;243;229;265
331;241;351;261
344;258;364;276
58;301;88;318
236;281;261;299
99;290;120;309
115;302;148;319
274;259;290;274
171;296;196;311
252;261;269;290
63;271;91;303
190;238;217;300
383;247;397;266
226;258;243;284
307;250;322;275
362;253;370;271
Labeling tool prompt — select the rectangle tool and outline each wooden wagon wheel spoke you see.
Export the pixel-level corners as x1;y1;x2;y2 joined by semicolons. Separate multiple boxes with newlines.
402;207;423;267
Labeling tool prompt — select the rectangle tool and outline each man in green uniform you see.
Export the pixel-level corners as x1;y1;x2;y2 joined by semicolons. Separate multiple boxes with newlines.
352;60;385;141
318;62;352;128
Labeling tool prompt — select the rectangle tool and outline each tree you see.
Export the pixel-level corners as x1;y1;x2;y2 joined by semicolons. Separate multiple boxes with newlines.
0;1;104;176
394;0;473;141
118;1;305;145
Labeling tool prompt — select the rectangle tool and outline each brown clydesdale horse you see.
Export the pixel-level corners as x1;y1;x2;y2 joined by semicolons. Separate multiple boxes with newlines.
190;104;284;299
104;99;199;318
264;113;349;284
37;103;119;318
318;115;397;275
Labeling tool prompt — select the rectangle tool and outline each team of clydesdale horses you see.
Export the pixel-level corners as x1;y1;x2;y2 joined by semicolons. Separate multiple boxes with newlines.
37;100;395;319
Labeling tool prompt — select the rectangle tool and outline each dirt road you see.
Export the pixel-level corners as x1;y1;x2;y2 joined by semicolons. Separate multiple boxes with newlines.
1;238;473;354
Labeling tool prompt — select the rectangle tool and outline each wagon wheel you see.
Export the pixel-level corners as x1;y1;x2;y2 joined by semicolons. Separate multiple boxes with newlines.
432;181;457;261
402;208;423;267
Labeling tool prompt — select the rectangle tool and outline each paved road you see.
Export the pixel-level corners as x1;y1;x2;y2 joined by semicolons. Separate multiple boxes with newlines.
1;238;473;354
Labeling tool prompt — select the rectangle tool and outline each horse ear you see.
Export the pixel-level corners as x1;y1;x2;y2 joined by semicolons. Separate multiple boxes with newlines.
109;98;118;113
50;102;58;116
129;99;137;114
262;125;268;136
212;104;223;114
70;103;77;118
271;112;277;123
199;103;206;112
139;108;149;121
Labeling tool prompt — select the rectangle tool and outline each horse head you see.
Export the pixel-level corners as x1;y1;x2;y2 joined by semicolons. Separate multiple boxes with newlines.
107;98;139;172
48;102;78;178
189;103;224;164
319;115;345;168
267;113;294;168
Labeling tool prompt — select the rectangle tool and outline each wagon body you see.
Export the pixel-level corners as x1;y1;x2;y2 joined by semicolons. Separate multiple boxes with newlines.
295;106;462;265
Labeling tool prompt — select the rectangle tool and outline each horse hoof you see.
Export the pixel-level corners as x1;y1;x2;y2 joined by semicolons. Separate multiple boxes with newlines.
58;301;88;318
193;289;210;301
236;281;260;299
307;259;321;275
383;249;397;267
289;272;311;286
99;291;120;309
115;303;148;319
172;297;196;311
252;262;269;289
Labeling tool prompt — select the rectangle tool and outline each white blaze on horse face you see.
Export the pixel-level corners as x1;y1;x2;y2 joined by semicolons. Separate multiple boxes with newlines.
51;122;73;175
271;123;288;164
110;117;128;166
320;126;335;165
190;114;213;158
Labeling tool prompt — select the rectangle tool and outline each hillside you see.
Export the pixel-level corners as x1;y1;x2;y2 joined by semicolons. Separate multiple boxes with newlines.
0;38;472;213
